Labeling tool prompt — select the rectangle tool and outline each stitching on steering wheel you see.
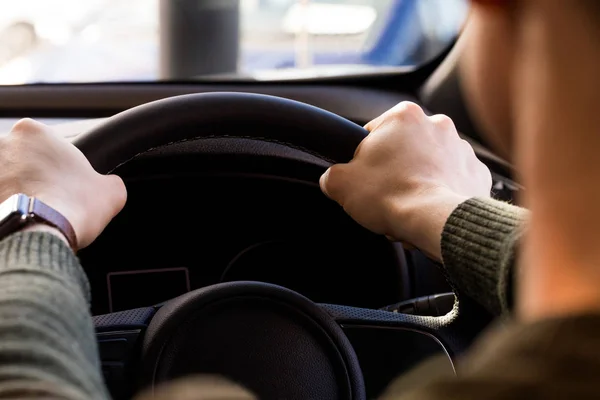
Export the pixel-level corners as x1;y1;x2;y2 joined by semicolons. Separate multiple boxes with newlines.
108;134;337;173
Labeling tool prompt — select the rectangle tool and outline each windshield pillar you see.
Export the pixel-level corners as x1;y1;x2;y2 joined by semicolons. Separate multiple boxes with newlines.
159;0;240;79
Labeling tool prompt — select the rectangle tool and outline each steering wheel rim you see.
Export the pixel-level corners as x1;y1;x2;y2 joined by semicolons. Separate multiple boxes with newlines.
76;91;490;352
77;92;490;397
73;92;368;174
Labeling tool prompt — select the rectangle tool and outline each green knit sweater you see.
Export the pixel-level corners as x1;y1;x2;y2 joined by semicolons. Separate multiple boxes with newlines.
1;197;598;400
442;197;528;315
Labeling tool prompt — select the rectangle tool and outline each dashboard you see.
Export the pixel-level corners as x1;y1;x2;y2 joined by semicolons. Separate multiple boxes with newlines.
0;85;519;318
79;138;408;315
0;45;519;397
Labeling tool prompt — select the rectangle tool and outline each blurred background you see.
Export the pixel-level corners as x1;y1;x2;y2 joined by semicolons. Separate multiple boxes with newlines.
0;0;468;84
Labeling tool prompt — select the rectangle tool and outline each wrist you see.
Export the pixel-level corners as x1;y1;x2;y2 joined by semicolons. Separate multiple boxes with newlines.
393;188;469;261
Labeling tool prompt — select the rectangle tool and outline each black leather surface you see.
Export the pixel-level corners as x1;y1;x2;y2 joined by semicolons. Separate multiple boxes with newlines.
73;92;369;174
141;281;365;400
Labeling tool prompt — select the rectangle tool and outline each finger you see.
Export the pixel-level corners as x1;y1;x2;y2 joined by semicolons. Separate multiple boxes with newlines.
364;118;379;132
319;164;352;203
104;174;128;215
364;113;387;133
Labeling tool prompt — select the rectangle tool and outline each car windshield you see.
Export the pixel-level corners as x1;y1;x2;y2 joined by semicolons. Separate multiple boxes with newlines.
0;0;468;84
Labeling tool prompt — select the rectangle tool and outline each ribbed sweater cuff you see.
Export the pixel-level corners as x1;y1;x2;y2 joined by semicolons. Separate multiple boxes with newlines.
441;197;528;316
0;231;91;304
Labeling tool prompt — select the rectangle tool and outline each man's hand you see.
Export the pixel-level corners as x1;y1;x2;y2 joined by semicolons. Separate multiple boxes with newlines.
320;102;492;260
0;119;127;249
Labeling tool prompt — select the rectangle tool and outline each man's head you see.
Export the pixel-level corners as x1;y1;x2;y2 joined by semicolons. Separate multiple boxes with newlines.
459;0;600;159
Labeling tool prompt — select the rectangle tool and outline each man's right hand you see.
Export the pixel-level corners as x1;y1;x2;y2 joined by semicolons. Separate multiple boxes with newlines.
0;119;127;249
320;102;492;261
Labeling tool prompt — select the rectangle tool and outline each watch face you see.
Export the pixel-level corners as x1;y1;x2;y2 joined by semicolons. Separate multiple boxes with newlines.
0;194;28;234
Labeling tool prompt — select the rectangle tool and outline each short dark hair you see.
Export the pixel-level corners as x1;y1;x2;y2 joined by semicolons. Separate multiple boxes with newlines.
579;0;600;22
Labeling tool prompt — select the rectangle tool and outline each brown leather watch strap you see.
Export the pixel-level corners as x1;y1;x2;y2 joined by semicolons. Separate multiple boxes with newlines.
29;197;78;250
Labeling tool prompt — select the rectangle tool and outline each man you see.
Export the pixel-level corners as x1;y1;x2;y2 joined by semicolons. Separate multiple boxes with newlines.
322;0;600;398
0;1;597;399
324;0;600;322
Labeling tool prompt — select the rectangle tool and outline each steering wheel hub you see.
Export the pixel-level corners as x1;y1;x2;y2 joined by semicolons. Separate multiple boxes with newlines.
141;282;365;400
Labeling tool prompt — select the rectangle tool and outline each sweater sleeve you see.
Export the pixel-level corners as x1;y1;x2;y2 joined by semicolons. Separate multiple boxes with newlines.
441;197;528;316
0;231;109;399
383;314;600;400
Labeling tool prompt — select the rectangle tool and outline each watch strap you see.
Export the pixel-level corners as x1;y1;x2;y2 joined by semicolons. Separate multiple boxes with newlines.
29;197;78;251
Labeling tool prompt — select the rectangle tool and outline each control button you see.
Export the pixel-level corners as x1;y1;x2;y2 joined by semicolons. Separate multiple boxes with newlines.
98;338;128;361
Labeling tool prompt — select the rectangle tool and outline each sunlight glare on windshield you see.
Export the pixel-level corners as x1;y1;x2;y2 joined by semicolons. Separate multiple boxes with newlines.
0;0;468;84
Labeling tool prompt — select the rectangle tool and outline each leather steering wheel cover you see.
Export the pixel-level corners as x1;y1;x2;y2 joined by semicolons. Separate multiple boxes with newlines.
73;92;369;174
141;281;366;400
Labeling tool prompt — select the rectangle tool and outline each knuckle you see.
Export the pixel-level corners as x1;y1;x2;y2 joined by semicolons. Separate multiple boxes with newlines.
104;175;128;211
11;118;45;134
369;102;425;131
114;188;128;211
396;101;424;115
430;114;455;130
114;178;128;204
388;101;425;122
461;139;476;153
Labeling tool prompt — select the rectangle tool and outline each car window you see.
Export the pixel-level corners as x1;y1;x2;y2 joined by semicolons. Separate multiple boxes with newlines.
0;0;468;84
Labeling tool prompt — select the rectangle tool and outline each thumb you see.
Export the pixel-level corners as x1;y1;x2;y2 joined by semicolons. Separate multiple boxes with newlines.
77;174;126;249
319;168;334;199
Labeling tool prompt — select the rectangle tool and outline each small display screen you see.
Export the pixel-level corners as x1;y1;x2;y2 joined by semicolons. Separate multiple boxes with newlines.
107;268;190;312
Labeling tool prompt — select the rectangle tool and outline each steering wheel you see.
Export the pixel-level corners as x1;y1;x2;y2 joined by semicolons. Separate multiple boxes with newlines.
73;93;489;400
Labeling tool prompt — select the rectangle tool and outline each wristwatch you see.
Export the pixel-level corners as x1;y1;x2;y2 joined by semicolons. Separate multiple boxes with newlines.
0;194;77;250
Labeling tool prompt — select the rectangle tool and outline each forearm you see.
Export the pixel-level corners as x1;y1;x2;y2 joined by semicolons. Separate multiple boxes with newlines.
0;231;108;399
441;197;528;316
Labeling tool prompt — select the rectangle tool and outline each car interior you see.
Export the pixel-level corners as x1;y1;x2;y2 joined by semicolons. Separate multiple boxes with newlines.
0;1;520;399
